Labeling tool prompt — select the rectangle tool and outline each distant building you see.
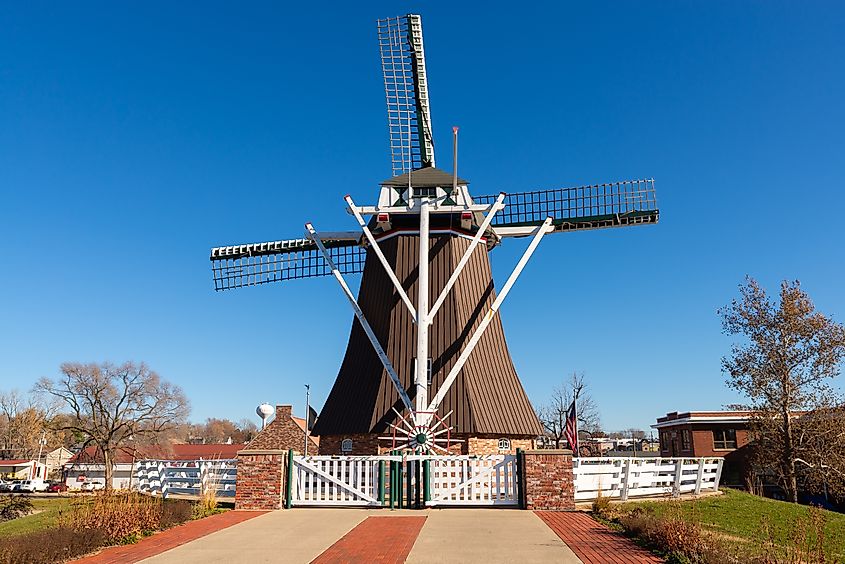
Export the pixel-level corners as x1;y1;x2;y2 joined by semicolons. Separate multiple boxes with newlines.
0;459;47;480
652;411;753;487
44;447;74;478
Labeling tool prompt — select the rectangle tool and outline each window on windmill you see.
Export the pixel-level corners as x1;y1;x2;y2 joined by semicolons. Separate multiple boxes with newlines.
415;187;437;199
498;438;511;451
341;438;353;453
412;358;433;386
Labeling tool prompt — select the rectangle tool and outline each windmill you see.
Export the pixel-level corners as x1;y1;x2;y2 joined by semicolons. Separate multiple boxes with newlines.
210;14;659;455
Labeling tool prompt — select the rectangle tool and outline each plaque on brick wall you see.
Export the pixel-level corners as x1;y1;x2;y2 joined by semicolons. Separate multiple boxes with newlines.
341;438;353;453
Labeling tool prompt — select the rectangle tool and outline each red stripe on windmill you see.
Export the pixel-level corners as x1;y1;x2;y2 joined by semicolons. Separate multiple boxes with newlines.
209;14;659;455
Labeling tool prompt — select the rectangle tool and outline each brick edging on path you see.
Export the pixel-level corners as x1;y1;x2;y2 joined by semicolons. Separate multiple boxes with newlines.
71;510;268;564
536;511;663;564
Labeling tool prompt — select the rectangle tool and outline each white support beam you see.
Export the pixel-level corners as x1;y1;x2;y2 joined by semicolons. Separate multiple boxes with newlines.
416;200;431;415
427;217;553;414
355;203;498;216
345;196;417;322
428;193;506;322
305;222;414;416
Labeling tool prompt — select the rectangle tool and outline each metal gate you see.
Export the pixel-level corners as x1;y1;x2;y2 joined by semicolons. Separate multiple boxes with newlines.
288;454;520;508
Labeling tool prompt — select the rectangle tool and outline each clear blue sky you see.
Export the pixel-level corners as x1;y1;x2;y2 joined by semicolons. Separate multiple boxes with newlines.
1;2;843;433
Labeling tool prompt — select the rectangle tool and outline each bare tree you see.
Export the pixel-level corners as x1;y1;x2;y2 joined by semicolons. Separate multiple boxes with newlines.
720;277;845;503
0;390;62;459
36;362;189;489
183;418;258;444
537;372;601;450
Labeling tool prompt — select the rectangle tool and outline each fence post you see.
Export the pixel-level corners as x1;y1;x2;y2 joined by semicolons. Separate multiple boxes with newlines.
713;458;724;491
406;459;413;509
423;458;430;505
285;449;294;509
672;458;684;498
515;448;524;509
620;458;632;501
378;459;386;506
694;458;705;495
390;452;396;510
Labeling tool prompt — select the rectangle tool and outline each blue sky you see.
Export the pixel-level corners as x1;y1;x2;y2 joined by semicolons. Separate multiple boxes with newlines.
1;2;843;433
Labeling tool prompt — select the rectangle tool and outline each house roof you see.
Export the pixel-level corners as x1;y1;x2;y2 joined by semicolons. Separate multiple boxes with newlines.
292;417;319;445
0;459;37;466
380;166;468;188
651;410;807;429
67;443;242;465
652;411;753;429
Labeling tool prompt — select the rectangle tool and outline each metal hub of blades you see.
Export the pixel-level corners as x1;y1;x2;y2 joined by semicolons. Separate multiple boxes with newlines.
379;409;455;454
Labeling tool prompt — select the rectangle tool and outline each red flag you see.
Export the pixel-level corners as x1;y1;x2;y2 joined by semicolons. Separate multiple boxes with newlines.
564;400;578;452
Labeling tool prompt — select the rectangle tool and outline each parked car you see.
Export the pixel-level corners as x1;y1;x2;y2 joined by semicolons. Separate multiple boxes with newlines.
0;480;9;492
47;482;68;493
6;482;22;492
17;480;48;493
80;481;104;492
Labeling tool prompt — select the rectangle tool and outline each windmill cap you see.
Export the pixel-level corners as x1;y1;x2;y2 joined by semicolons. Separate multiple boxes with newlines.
380;166;468;188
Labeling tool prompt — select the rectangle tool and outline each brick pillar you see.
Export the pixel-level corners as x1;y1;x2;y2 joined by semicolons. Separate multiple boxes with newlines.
521;449;575;510
235;450;287;510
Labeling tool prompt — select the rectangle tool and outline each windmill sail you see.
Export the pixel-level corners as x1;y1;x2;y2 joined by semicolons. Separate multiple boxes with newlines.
475;179;659;237
377;14;435;176
210;236;365;291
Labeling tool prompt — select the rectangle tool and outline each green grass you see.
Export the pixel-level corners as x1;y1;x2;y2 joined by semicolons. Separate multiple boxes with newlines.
0;496;73;537
619;488;845;559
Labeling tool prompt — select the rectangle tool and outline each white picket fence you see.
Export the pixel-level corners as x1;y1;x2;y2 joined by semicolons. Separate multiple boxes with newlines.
573;457;723;501
428;455;518;506
290;454;519;507
135;459;237;498
292;455;383;506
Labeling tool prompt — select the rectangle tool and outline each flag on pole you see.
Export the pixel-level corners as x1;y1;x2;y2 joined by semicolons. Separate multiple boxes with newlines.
564;399;578;453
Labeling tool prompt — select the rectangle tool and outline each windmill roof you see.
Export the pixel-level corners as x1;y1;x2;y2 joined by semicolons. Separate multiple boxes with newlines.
381;167;468;188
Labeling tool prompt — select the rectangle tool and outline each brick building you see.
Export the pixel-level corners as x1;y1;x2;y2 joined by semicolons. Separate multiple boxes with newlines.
652;411;752;487
235;405;318;510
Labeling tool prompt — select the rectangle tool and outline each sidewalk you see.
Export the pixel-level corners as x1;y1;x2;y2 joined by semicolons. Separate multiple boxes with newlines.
71;508;662;564
138;509;582;563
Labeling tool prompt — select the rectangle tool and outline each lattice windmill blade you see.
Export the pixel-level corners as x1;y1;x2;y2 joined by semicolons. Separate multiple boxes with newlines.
210;233;365;291
377;14;435;176
474;179;659;238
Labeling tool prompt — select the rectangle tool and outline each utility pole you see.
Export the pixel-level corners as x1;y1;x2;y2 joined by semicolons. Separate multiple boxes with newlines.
304;384;311;456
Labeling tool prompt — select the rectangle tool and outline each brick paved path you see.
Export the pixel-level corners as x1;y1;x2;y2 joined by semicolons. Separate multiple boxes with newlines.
311;516;427;564
71;510;267;564
536;511;662;564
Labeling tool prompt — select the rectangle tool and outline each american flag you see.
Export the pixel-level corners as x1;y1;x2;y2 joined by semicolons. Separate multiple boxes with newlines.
564;399;578;452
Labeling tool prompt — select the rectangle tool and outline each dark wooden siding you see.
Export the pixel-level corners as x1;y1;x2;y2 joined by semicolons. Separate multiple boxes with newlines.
311;234;542;437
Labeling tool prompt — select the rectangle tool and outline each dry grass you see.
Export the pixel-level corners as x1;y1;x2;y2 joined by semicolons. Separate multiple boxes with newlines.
59;491;161;543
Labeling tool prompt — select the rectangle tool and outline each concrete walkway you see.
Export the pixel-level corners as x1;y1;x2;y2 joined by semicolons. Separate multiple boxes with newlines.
140;509;582;564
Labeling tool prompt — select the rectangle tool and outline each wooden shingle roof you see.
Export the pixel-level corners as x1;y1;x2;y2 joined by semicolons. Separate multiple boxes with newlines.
380;166;468;188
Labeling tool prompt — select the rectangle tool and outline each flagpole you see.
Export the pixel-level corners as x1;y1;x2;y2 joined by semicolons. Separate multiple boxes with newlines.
573;387;579;458
304;384;311;456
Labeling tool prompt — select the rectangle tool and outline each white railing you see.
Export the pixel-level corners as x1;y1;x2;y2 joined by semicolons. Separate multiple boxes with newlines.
572;457;723;501
135;459;237;498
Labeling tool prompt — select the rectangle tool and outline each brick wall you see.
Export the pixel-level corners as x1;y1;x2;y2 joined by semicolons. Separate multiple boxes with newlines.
522;449;574;511
235;450;286;510
658;424;750;457
467;436;534;455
